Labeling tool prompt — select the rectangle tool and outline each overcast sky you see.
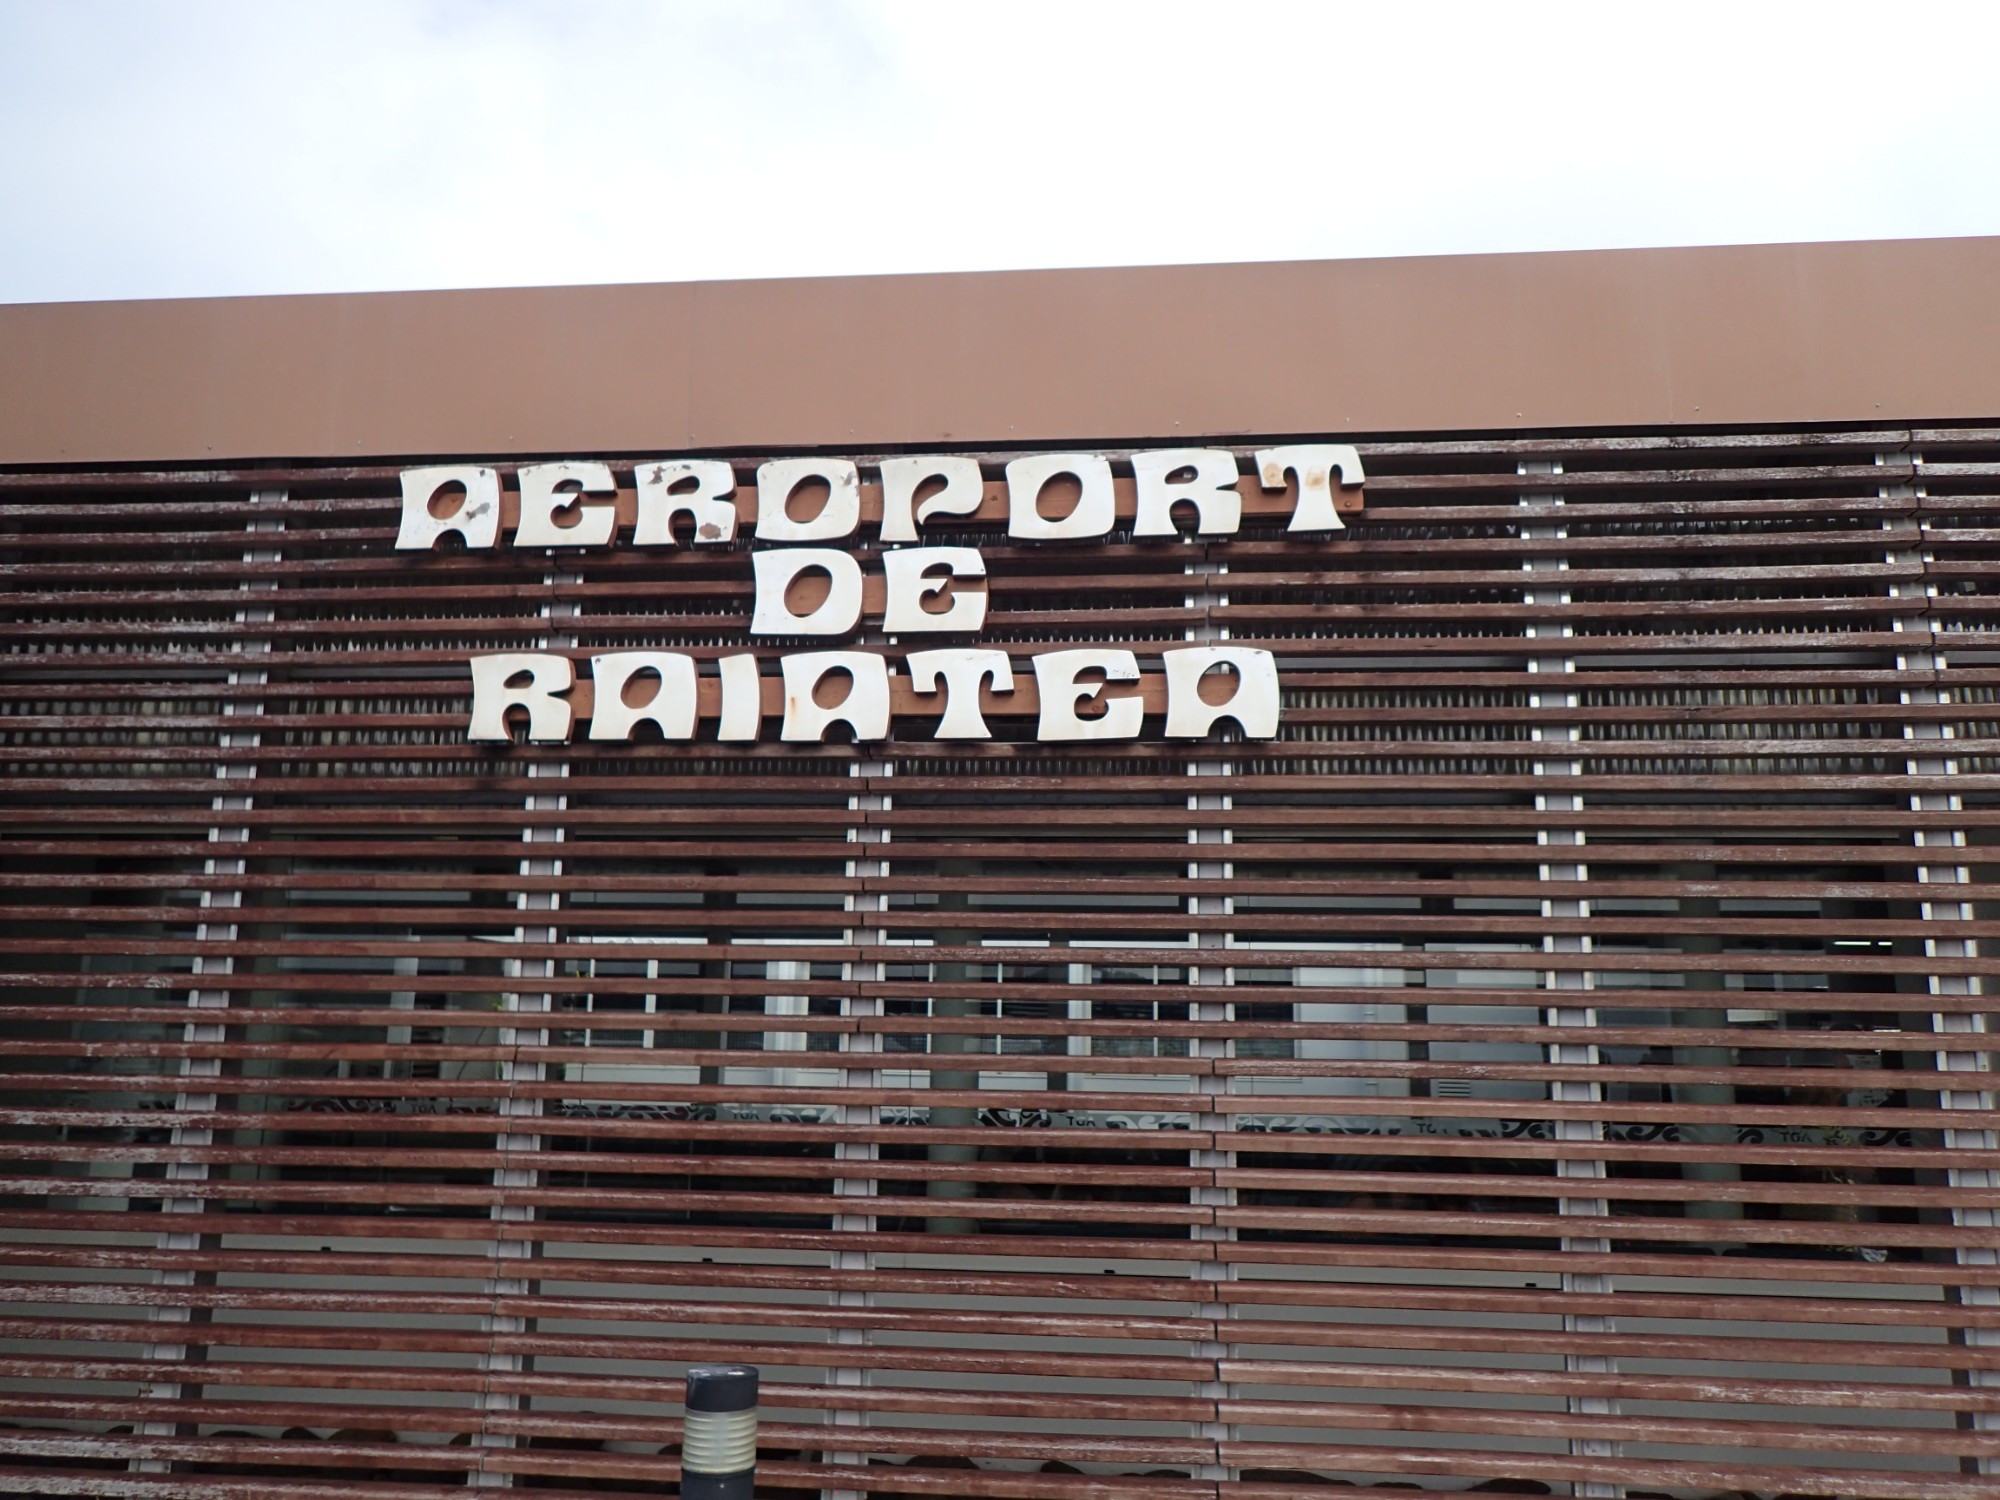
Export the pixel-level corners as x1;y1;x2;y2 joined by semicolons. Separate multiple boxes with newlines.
3;0;1998;305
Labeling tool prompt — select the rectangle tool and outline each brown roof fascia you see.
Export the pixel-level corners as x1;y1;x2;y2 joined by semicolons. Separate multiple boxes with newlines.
2;236;1998;467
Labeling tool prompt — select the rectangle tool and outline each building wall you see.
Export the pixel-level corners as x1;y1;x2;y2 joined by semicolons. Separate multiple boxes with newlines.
1;243;1998;1497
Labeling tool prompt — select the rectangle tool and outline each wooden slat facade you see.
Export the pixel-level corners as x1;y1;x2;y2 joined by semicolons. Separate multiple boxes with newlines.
3;401;1999;1499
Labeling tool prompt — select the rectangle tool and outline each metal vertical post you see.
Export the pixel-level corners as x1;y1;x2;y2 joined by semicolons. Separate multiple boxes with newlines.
1521;462;1620;1499
474;563;577;1485
134;487;284;1469
829;740;889;1499
1186;545;1237;1482
1886;449;1997;1474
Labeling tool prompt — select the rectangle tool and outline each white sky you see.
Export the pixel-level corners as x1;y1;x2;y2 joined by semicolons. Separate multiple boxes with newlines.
3;0;1998;304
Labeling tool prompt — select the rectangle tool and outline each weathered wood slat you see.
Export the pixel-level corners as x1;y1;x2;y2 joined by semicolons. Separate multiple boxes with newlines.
8;430;2000;1497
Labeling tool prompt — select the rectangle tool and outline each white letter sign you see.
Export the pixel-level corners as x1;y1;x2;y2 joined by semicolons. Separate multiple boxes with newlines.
882;547;988;634
1133;449;1242;537
880;456;984;543
781;652;892;742
751;549;866;636
1163;646;1280;739
756;459;861;542
415;444;1366;746
1034;649;1143;741
907;648;1013;739
1006;454;1115;541
634;459;737;546
515;461;617;549
717;654;763;742
468;653;573;742
588;652;698;741
1257;444;1366;533
397;466;501;551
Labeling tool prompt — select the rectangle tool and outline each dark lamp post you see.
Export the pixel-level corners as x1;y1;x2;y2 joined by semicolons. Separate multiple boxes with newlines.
681;1364;759;1500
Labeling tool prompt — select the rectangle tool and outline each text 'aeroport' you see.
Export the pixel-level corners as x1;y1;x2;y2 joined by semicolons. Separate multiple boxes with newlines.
395;447;1366;745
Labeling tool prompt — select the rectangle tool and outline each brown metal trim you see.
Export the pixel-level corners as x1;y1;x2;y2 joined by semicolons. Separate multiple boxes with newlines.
4;237;2000;464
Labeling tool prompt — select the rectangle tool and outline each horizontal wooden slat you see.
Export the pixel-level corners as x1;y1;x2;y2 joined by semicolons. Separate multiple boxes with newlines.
7;426;2000;1499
